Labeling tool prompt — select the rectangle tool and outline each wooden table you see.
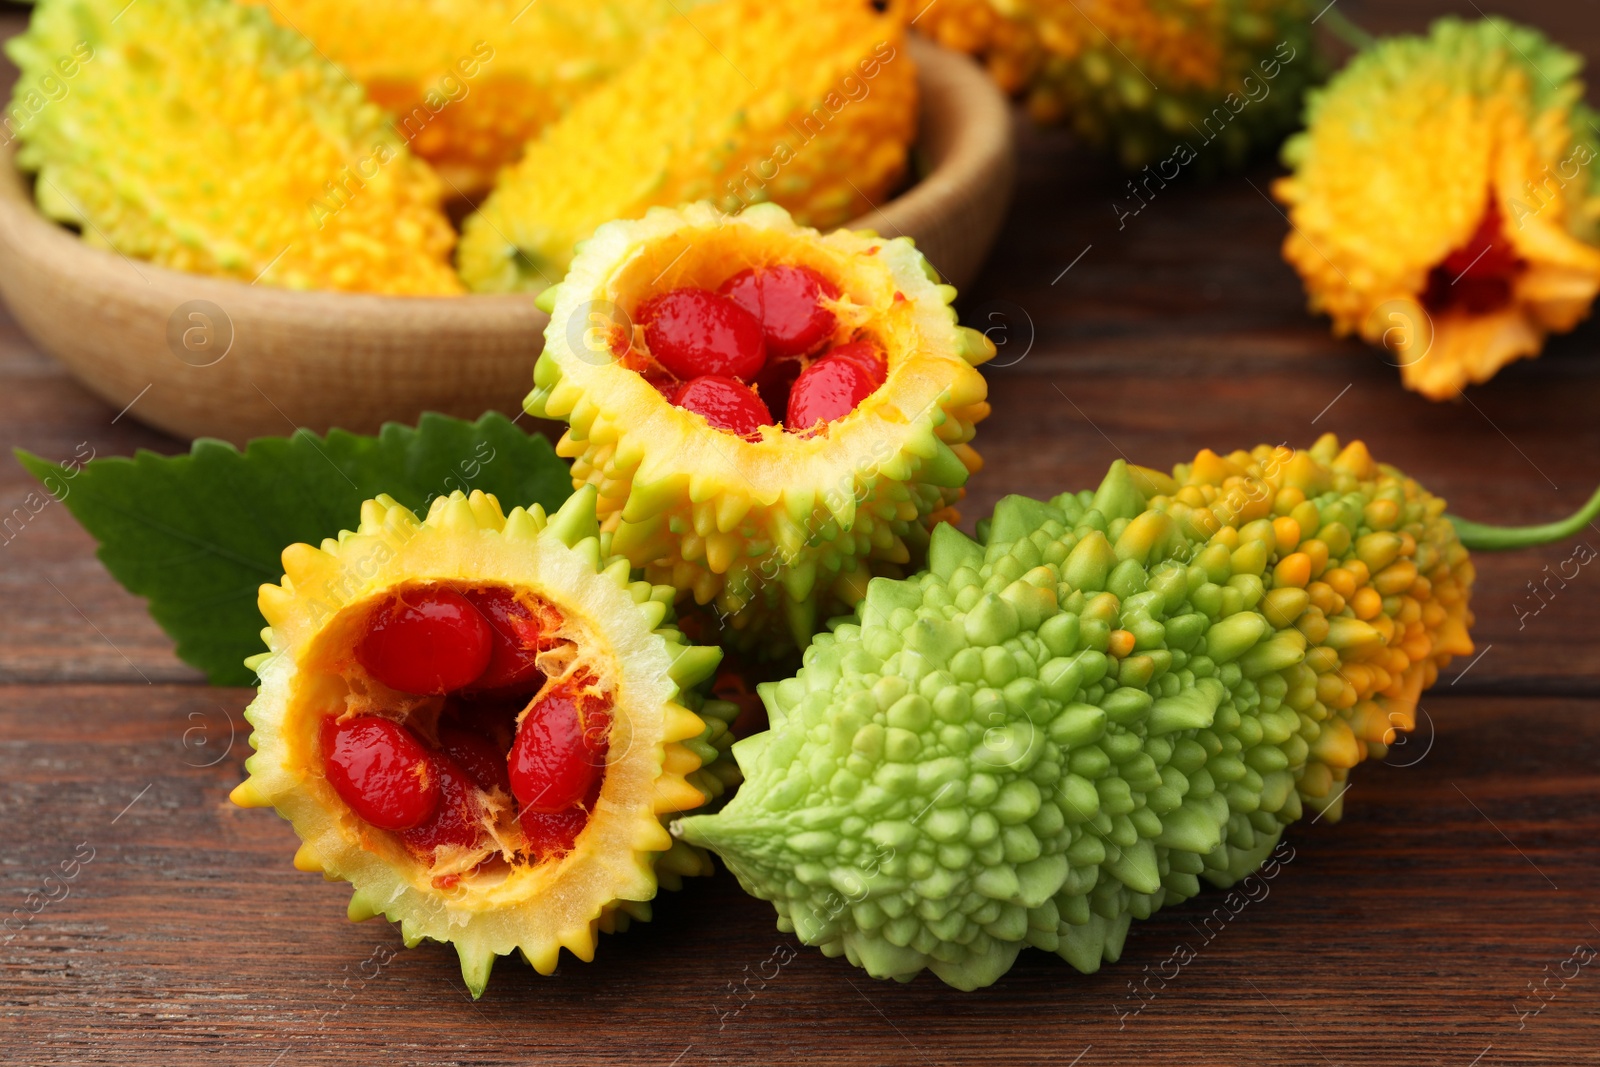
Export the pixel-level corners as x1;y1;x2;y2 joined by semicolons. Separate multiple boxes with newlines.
4;3;1598;1064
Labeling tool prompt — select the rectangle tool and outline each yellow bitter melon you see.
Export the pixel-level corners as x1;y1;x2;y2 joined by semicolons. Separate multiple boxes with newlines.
7;0;461;293
231;488;738;995
457;0;917;292
1275;17;1600;399
526;202;992;653
242;0;692;197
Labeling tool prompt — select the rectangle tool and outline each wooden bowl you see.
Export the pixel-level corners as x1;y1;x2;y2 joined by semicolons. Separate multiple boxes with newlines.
0;37;1014;444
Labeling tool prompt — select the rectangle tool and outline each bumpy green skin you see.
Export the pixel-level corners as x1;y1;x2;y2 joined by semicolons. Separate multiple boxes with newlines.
1064;5;1320;172
678;464;1326;989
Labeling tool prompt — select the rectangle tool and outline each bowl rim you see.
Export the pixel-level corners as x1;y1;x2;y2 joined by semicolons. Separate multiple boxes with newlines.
0;35;1009;313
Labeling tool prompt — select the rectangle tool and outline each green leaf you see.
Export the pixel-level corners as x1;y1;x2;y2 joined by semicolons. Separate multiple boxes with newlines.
17;412;573;687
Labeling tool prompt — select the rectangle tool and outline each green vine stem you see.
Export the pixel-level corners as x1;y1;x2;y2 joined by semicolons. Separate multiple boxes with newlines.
1451;484;1600;550
1320;6;1377;52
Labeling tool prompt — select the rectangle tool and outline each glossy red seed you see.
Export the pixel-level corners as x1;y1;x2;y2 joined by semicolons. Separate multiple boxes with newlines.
519;797;595;859
399;751;487;854
823;340;887;387
520;765;603;859
719;265;840;358
786;353;879;432
508;685;610;814
638;287;766;380
438;723;511;795
672;375;773;440
1423;198;1524;315
463;589;546;692
322;716;440;831
357;589;492;695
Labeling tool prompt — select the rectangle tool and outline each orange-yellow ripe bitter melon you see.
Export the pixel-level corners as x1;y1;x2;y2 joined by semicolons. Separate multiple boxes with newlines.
457;0;917;291
230;487;738;995
241;0;691;197
1275;17;1600;399
6;0;461;294
680;436;1483;988
526;202;993;653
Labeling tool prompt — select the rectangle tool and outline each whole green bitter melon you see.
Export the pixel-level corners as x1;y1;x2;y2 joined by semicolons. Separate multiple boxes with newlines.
679;436;1598;988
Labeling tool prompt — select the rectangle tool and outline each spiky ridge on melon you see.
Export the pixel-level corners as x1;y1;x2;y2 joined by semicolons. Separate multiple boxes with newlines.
527;202;993;653
6;0;461;294
230;487;739;995
456;0;917;291
240;0;690;196
678;436;1474;989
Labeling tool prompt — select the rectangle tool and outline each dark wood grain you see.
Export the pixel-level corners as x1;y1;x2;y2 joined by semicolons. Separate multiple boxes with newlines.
2;2;1599;1064
2;688;1594;1066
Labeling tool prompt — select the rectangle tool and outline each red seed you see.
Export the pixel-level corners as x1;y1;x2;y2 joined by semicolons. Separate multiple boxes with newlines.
438;723;511;795
508;684;611;814
519;800;594;859
672;375;773;441
786;352;879;432
823;340;887;387
519;758;604;859
638;287;766;380
399;751;488;855
719;265;840;358
356;589;492;695
322;716;440;831
463;589;546;692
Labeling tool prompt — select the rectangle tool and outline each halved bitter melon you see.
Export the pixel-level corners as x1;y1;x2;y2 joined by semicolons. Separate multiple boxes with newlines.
230;487;738;994
527;202;994;654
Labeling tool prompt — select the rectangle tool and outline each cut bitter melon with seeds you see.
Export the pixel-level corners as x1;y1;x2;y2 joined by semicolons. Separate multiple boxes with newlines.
1273;17;1600;399
231;488;738;994
677;436;1491;988
527;202;993;653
